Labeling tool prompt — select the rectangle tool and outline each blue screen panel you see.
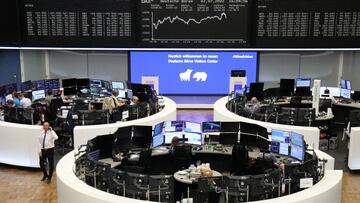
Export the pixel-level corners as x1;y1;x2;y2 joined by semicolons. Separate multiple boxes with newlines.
130;51;258;95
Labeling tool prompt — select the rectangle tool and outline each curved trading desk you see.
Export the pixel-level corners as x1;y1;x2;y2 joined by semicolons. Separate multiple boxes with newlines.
0;121;42;168
214;97;321;149
0;97;176;168
57;148;340;203
73;97;177;149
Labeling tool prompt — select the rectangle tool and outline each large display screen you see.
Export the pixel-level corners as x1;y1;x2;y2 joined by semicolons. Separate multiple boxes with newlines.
130;51;258;95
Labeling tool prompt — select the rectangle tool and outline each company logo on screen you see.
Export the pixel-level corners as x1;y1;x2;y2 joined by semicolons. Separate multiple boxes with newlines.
179;69;207;82
130;51;258;95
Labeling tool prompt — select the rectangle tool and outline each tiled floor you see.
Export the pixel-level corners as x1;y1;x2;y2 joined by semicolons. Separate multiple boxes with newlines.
0;109;358;203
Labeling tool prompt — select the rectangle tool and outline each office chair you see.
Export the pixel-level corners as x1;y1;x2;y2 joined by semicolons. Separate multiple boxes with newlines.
124;148;153;174
149;175;174;202
48;97;63;123
290;96;302;108
173;145;192;172
319;98;332;112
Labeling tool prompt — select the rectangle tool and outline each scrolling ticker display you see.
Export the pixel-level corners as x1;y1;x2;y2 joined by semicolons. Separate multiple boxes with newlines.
1;0;360;48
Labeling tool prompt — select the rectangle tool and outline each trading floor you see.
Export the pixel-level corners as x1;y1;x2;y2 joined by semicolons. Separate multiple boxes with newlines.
0;110;358;203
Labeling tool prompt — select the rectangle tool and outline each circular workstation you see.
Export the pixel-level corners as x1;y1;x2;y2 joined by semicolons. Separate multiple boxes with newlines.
57;120;341;203
0;78;176;168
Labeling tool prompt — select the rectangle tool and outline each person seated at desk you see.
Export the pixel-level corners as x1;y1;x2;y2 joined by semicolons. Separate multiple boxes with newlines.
131;96;140;106
321;88;336;104
244;97;261;114
104;89;126;114
18;93;32;108
169;136;180;154
45;89;54;107
6;92;20;108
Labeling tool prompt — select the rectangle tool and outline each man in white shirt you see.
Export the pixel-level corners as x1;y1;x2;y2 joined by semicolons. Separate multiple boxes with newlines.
38;122;58;184
18;93;32;108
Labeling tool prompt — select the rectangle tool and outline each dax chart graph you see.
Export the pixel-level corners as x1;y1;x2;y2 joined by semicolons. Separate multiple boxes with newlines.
140;0;250;46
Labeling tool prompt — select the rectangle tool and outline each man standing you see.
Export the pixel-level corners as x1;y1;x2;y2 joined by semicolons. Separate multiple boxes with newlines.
39;122;58;184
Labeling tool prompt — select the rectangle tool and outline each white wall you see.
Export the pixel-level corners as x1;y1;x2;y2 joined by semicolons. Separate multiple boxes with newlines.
18;50;360;91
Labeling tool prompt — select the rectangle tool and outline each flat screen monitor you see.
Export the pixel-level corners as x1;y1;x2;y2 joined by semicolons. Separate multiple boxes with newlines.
127;90;133;99
32;80;45;90
79;87;91;95
112;81;125;90
117;90;126;98
202;122;221;133
130;83;153;102
130;51;258;95
295;86;311;97
346;80;351;90
164;132;183;144
291;132;304;147
296;78;311;87
184;132;202;145
164;121;184;132
113;126;133;150
340;79;351;90
4;83;17;95
341;88;351;99
45;79;60;90
76;78;90;87
90;79;102;88
280;79;295;97
132;126;153;148
62;78;77;88
184;121;201;133
21;80;32;92
152;134;164;148
320;87;340;97
271;130;290;156
290;144;305;161
271;130;290;143
220;122;240;133
154;122;164;136
32;89;46;101
219;133;238;145
63;87;77;96
249;82;264;100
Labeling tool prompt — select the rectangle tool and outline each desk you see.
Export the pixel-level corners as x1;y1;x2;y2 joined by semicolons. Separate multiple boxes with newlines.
0;121;41;168
73;97;177;149
214;97;321;149
57;150;341;203
174;170;222;184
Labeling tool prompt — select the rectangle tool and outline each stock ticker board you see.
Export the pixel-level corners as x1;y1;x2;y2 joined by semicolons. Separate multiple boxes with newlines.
1;0;360;48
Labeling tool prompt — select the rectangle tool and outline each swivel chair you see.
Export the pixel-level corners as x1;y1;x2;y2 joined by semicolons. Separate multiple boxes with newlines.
173;145;192;172
231;142;250;176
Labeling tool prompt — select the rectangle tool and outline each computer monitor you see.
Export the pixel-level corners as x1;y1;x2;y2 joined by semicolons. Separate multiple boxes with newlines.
320;87;340;97
112;81;125;90
271;130;290;156
130;83;153;102
290;132;304;147
202;122;221;133
113;126;133;150
219;133;238;145
184;132;202;145
90;79;102;88
79;87;91;95
249;82;264;101
132;126;153;148
280;79;295;97
45;79;60;90
32;80;45;90
164;132;183;144
62;78;77;87
20;80;32;92
164;121;184;132
127;90;133;99
63;87;77;96
4;83;17;95
117;90;126;98
32;89;46;101
295;86;311;97
220;122;240;133
152;134;164;148
184;121;201;134
341;88;351;99
290;144;304;161
154;122;164;136
346;80;351;90
296;78;311;87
